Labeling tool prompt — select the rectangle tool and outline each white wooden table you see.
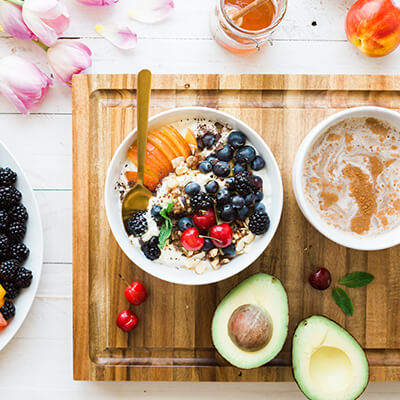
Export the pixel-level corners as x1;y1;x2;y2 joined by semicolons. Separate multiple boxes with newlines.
0;0;399;398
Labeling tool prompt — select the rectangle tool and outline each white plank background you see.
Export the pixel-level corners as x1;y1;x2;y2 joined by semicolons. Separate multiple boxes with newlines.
0;0;399;398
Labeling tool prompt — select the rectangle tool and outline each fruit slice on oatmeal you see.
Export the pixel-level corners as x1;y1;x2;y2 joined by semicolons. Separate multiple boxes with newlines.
117;119;272;275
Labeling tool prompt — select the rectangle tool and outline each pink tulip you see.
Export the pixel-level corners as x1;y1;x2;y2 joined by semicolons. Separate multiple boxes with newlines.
47;41;92;86
22;0;70;47
76;0;119;5
0;55;51;114
0;2;35;41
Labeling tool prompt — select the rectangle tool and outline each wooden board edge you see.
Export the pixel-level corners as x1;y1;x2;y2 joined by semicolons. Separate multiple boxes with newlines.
74;73;400;92
72;74;92;380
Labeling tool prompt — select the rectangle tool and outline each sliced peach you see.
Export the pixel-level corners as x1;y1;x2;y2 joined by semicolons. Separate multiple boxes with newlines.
152;129;182;159
185;128;198;151
165;125;191;158
127;146;171;179
125;171;159;192
148;133;177;164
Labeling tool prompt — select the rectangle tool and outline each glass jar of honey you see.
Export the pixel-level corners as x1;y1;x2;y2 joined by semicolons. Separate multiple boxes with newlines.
210;0;287;54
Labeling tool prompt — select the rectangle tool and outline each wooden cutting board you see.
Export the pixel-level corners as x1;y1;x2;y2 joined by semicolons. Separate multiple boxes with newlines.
72;74;400;382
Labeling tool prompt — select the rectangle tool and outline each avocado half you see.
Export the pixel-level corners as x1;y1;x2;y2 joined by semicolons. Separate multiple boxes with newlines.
292;316;369;400
212;273;289;369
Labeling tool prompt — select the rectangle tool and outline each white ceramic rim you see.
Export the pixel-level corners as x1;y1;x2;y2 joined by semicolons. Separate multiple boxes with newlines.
292;106;400;251
105;107;283;285
0;140;43;351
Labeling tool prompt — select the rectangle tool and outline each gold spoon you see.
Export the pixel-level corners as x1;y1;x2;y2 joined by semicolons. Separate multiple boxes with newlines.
122;69;153;230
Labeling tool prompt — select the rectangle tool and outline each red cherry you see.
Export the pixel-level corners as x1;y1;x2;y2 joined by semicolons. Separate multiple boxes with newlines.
119;275;147;305
309;268;332;290
209;224;233;248
181;228;205;251
116;309;139;332
193;209;216;230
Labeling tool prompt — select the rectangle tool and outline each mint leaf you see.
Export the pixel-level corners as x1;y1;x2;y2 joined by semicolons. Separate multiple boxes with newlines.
332;288;354;316
339;272;375;288
158;202;174;250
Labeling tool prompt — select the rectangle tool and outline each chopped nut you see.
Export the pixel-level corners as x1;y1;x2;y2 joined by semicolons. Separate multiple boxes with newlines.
186;155;196;168
208;248;219;258
176;164;188;176
243;232;255;244
166;177;179;190
220;258;230;265
211;258;221;270
236;238;245;252
195;262;208;274
172;157;185;169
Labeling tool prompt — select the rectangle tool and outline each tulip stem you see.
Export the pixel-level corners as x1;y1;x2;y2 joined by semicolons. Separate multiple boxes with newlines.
5;0;24;6
33;40;49;52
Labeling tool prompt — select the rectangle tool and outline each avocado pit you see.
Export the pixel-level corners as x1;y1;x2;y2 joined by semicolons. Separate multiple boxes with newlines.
228;304;273;352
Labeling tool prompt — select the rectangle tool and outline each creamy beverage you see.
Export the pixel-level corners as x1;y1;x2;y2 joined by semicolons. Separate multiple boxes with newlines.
303;117;400;235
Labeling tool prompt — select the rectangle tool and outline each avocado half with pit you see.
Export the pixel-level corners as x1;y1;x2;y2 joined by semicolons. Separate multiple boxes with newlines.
212;273;289;369
292;316;369;400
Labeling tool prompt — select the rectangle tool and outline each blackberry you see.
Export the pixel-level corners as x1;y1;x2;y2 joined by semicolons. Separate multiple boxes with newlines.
1;281;19;299
190;192;214;211
8;243;29;264
141;237;161;261
9;204;28;223
0;209;9;231
127;211;147;237
249;211;270;235
0;168;17;186
234;171;255;196
14;267;32;288
8;221;26;242
0;259;19;281
0;234;9;259
0;300;15;320
0;186;21;208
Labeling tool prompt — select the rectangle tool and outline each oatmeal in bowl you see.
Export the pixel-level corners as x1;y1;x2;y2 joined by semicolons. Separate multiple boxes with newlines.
105;107;283;285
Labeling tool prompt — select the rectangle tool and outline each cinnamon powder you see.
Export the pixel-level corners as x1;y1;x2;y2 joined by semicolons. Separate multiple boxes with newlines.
343;165;377;234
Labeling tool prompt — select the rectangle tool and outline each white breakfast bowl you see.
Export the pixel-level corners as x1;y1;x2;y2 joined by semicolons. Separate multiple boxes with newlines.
0;141;43;351
105;107;283;285
293;106;400;251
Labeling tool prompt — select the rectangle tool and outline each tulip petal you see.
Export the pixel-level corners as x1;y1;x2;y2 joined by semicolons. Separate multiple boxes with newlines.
0;2;35;41
77;0;119;5
129;0;174;23
96;24;138;50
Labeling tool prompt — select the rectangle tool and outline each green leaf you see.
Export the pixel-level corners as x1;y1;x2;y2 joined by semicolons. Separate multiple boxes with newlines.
339;272;375;288
332;287;354;316
158;202;174;250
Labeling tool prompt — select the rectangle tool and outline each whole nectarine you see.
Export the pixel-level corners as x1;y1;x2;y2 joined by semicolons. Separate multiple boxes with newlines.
345;0;400;57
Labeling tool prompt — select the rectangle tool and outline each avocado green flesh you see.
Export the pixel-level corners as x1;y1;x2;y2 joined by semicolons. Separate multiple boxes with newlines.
292;316;369;400
212;273;289;369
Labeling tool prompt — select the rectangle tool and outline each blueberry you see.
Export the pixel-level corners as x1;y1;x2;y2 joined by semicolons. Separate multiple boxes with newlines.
254;203;266;213
255;191;264;202
199;161;212;174
178;217;194;232
245;193;256;206
216;145;233;162
231;195;245;209
185;182;201;196
253;176;263;190
237;205;250;220
225;177;235;191
220;204;236;222
235;145;256;164
213;161;231;177
205;180;219;194
251;155;265;171
206;155;218;165
202;238;215;252
228;130;246;149
233;163;247;174
151;205;162;222
201;134;215;149
222;243;236;258
216;188;231;205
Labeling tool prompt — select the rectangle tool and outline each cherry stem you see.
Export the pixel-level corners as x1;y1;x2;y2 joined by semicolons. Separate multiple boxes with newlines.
119;273;131;288
200;235;223;244
304;247;314;266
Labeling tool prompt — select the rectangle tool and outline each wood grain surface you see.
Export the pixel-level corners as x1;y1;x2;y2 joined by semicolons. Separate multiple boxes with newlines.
73;74;400;382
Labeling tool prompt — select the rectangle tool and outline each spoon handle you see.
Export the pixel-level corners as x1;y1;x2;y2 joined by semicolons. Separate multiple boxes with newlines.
136;69;152;185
